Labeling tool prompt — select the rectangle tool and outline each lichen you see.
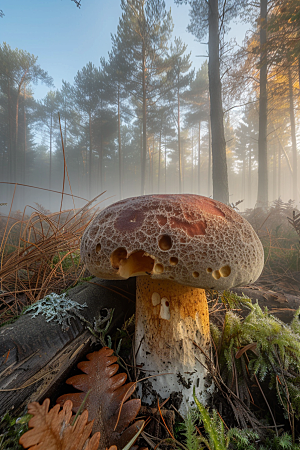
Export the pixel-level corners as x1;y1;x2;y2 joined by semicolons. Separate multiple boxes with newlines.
25;292;88;331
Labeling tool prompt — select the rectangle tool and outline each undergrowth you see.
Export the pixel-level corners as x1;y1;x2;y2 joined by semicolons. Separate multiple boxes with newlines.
177;390;300;450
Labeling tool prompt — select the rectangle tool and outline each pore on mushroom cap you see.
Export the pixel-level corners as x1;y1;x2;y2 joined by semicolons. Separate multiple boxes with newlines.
81;194;264;291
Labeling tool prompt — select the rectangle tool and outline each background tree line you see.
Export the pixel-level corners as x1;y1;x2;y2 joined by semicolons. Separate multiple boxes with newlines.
0;0;299;212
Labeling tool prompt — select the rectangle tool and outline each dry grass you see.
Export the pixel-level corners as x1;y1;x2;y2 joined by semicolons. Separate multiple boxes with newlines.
0;194;105;324
0;116;108;324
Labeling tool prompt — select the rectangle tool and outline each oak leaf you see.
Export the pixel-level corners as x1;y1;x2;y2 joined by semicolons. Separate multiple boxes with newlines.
19;398;100;450
56;347;143;450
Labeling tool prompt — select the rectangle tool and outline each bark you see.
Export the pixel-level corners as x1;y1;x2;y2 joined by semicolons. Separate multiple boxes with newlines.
178;83;182;193
158;129;162;193
0;277;136;417
231;285;300;324
49;112;53;191
272;145;276;201
141;40;147;195
8;79;14;183
23;86;27;185
248;147;252;207
298;56;300;101
191;128;194;191
208;117;212;196
88;111;92;199
164;137;167;193
257;0;268;207
242;152;246;200
118;85;123;199
208;0;229;204
198;121;201;194
150;137;154;193
288;66;298;203
278;140;281;198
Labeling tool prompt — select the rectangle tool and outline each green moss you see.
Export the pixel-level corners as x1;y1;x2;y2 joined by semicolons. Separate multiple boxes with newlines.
0;412;31;450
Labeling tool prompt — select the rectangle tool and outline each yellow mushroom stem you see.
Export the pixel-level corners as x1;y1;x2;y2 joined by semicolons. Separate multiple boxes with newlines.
135;276;212;413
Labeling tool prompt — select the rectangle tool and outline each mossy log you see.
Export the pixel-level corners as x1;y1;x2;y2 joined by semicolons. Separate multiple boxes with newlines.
231;285;300;323
0;278;135;417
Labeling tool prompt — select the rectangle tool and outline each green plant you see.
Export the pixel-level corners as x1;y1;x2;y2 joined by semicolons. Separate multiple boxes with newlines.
193;390;229;450
180;397;300;450
211;301;300;439
0;412;31;450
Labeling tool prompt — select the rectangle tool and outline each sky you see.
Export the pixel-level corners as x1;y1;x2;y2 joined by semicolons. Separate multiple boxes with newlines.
0;0;247;100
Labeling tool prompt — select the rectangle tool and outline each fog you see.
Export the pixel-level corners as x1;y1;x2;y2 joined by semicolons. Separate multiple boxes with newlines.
0;0;299;217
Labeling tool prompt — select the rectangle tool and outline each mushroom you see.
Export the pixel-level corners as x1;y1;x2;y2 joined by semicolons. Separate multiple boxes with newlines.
80;194;264;413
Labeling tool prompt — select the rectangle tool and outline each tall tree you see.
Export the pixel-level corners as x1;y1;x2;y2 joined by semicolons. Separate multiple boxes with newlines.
73;62;102;198
184;63;209;194
107;49;132;199
256;0;268;207
167;37;194;192
0;43;52;183
111;0;173;195
175;0;252;204
35;91;60;192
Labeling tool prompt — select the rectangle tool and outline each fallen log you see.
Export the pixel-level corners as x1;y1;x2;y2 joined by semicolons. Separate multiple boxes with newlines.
0;277;136;417
231;285;300;323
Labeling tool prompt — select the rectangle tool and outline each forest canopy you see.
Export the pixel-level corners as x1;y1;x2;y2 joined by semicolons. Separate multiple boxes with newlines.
0;0;299;212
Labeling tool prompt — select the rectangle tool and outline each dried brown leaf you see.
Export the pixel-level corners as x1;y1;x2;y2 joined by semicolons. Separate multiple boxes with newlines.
19;398;100;450
56;347;142;450
235;343;258;359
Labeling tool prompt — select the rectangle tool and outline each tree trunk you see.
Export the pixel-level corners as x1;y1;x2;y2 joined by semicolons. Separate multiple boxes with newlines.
49;112;52;191
208;0;229;204
178;83;182;193
88;111;92;199
8;79;14;183
23;86;27;186
198;121;201;194
278;140;281;198
257;0;268;208
272;145;276;202
191;128;194;192
118;85;123;199
158;129;162;193
151;137;154;193
288;66;298;204
208;117;212;196
242;152;246;201
164;137;167;193
248;147;252;207
141;40;147;195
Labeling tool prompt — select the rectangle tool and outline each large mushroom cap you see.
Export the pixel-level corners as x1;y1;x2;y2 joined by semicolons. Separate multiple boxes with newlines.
81;194;264;290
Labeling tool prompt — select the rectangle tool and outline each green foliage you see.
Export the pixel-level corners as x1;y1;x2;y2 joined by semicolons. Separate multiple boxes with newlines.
51;251;80;271
181;410;201;450
193;389;230;450
228;428;259;450
220;290;252;310
180;398;300;450
211;302;300;419
258;433;300;450
0;412;31;450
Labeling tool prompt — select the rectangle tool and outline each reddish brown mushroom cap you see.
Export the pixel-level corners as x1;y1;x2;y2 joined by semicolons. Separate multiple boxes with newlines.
80;194;264;290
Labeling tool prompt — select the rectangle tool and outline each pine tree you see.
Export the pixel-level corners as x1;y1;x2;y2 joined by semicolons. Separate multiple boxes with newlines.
111;0;173;195
167;37;194;193
72;62;102;198
0;43;52;185
175;0;251;204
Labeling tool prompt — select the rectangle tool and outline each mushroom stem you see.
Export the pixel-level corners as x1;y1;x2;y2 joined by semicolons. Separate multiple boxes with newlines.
135;276;213;414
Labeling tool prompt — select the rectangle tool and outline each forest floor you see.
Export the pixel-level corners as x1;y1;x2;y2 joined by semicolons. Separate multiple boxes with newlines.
2;199;300;449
